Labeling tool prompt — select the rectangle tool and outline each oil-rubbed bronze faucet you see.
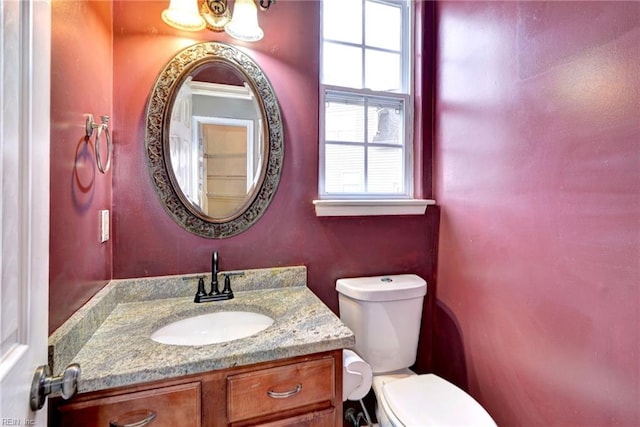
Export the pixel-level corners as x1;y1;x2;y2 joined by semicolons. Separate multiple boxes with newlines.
194;251;242;303
211;250;219;294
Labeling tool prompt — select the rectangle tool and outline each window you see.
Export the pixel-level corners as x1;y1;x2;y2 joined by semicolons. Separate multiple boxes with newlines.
319;0;413;206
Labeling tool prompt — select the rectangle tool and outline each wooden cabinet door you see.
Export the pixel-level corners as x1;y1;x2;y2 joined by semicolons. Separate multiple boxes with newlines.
53;382;201;427
227;358;335;423
256;408;337;427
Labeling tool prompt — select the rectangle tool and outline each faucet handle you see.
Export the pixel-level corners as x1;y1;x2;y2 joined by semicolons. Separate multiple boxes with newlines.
221;272;244;295
222;275;233;295
194;277;207;303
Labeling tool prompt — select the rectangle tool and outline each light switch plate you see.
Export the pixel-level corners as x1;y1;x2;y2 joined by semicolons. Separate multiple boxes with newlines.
100;209;109;243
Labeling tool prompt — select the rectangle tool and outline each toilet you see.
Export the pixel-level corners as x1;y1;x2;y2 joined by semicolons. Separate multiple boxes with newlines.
338;274;496;427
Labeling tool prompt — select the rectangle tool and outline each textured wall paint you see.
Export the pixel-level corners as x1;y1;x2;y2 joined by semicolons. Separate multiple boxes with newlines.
49;0;113;333
434;1;639;425
109;0;437;369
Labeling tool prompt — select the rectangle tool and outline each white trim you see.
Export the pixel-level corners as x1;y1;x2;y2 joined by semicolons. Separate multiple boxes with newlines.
188;79;254;100
313;199;435;217
0;0;50;422
319;0;414;200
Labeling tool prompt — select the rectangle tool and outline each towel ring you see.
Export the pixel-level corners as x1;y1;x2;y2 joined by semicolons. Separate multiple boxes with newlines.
85;114;112;174
95;115;111;173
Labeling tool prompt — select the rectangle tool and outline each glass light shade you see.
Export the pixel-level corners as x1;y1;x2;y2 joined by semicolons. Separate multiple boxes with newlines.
162;0;206;32
224;0;264;42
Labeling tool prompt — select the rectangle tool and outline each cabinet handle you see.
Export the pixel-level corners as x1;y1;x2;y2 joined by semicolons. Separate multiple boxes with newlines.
109;409;157;427
267;383;302;399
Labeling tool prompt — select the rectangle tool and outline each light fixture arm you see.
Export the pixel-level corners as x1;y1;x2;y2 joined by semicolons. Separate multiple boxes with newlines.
257;0;274;11
204;0;272;15
201;0;231;32
208;0;228;14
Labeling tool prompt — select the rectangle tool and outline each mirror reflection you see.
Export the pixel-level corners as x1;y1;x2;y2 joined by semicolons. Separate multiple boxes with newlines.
145;42;283;239
168;63;264;219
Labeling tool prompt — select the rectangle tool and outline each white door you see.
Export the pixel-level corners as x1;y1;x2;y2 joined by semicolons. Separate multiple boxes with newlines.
0;1;51;425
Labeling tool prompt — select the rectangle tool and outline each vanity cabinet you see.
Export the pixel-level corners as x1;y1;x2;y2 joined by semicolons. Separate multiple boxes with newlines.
50;350;343;427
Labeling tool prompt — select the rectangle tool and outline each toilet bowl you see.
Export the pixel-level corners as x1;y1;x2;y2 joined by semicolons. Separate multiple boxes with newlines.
372;370;496;427
338;275;496;426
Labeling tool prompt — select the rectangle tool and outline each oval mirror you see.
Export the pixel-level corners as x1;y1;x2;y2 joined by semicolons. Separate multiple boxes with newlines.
145;42;283;238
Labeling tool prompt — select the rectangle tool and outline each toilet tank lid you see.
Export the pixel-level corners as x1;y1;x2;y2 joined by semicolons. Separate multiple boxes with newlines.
383;374;497;427
336;274;426;301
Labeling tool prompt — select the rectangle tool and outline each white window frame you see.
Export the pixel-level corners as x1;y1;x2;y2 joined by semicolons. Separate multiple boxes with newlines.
315;0;433;216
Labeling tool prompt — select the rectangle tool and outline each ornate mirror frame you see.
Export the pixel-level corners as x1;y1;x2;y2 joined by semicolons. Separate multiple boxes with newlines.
145;42;284;238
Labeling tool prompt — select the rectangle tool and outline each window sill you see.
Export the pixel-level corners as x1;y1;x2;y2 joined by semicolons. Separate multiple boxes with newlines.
312;199;435;217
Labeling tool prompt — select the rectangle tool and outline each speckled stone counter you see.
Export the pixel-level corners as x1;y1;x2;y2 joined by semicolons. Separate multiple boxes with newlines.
49;266;355;394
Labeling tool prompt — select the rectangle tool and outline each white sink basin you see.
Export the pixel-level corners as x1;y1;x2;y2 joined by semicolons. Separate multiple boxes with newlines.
151;311;274;346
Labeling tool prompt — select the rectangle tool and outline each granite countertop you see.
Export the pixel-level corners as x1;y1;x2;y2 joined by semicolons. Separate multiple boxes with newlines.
49;267;355;394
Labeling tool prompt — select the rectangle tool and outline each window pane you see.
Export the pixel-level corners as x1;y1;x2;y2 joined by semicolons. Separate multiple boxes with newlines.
323;42;362;88
325;144;365;193
323;0;362;44
326;97;365;143
365;50;401;92
368;104;403;145
319;1;412;199
365;1;402;51
368;146;404;193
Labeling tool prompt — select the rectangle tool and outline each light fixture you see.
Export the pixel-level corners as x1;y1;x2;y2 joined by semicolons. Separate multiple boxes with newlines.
163;0;275;42
162;0;207;32
224;0;263;42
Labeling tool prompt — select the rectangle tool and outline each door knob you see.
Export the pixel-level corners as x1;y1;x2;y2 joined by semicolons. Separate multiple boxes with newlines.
30;363;80;411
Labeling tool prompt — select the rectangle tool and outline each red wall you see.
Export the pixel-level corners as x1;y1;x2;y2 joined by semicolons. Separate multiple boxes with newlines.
434;1;639;425
49;1;437;365
49;0;113;333
110;0;437;361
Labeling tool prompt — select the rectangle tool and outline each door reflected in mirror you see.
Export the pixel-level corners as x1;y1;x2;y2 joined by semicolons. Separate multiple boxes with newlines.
200;120;257;218
169;68;264;219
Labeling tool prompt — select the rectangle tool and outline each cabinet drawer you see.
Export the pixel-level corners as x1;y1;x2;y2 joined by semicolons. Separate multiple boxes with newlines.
227;357;335;423
258;407;336;427
55;382;201;427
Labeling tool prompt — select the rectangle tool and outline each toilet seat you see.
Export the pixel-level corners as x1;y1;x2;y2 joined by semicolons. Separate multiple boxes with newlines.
372;371;413;427
376;374;497;427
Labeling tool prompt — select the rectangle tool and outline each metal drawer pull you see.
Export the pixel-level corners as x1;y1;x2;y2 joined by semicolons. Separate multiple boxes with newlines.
109;409;157;427
267;384;302;399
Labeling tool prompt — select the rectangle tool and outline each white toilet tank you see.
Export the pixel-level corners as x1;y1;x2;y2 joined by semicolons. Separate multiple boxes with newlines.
336;274;427;374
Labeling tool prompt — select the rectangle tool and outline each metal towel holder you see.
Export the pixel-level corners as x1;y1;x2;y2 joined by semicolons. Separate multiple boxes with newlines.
85;114;112;174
